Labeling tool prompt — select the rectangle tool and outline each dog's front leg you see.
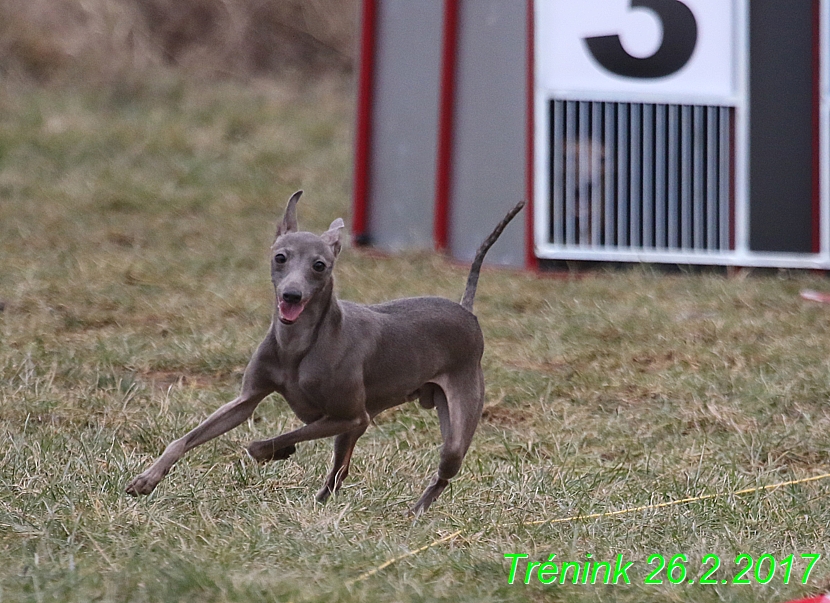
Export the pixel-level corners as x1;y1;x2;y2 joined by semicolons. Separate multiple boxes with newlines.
315;424;368;503
247;412;370;463
126;387;272;496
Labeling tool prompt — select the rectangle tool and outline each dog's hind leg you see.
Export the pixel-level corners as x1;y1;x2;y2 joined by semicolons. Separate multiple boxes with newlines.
315;424;368;503
410;372;484;516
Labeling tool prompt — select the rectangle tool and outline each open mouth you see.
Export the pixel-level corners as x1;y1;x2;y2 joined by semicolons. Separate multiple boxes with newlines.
278;300;307;325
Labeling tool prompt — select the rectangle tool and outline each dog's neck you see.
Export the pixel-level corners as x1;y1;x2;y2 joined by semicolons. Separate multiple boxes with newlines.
272;279;342;358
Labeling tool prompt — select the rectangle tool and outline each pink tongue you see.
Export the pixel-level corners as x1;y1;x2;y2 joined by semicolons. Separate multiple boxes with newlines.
279;300;306;322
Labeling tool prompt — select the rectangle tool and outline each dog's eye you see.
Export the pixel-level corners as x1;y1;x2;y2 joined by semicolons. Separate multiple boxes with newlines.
312;261;326;273
274;253;287;265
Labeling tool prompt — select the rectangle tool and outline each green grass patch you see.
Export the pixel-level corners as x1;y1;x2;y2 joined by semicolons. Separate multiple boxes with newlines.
2;75;830;602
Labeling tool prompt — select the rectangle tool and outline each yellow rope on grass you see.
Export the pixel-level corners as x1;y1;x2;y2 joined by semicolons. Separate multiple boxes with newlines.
347;471;830;586
526;471;830;526
346;529;464;586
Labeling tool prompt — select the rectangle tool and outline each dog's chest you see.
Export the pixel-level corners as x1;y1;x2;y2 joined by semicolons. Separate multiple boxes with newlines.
272;362;354;424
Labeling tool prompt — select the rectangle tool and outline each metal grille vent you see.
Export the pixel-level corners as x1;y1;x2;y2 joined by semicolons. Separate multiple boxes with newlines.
548;100;734;252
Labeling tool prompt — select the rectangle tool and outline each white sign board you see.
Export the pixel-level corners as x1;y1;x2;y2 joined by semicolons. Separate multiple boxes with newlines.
536;0;739;103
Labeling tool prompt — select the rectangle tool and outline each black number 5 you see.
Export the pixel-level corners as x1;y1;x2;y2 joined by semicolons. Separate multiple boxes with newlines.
583;0;698;79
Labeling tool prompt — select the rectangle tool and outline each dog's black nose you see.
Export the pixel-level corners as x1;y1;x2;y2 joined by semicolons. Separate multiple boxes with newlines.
282;291;302;304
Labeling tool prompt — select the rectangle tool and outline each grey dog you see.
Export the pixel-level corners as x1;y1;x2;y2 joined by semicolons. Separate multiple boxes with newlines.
126;192;524;514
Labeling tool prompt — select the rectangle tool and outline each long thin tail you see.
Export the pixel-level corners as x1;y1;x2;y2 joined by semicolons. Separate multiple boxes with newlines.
460;200;526;312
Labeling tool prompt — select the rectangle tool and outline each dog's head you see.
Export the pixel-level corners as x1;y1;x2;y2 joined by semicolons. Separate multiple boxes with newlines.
270;191;344;325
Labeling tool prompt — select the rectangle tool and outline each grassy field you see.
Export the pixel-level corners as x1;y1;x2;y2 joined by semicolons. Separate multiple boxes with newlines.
3;75;830;602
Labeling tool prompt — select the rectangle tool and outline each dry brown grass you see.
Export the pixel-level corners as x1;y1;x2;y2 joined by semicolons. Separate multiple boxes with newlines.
0;0;358;83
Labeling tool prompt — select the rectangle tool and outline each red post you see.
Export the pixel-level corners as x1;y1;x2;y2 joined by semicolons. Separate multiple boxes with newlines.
434;0;460;252
525;0;539;270
352;0;378;246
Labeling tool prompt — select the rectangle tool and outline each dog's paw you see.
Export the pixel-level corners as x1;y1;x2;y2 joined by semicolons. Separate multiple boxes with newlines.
247;441;297;462
315;485;333;503
409;477;449;516
408;502;427;518
125;472;159;496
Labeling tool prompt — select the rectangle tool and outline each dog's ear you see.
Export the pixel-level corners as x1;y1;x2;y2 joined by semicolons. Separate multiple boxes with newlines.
276;190;303;238
321;218;345;257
